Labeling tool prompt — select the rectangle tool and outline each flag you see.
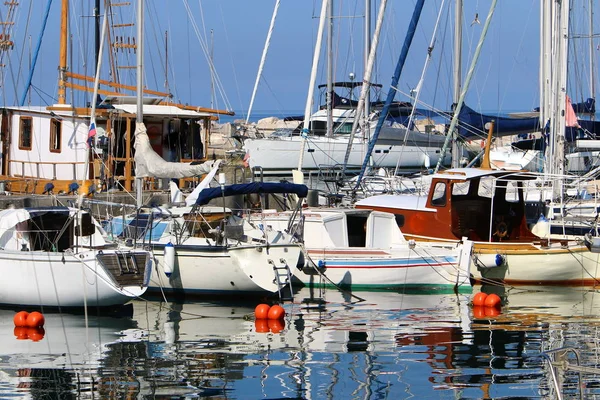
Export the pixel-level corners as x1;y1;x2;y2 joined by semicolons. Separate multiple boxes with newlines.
87;121;97;147
565;95;580;128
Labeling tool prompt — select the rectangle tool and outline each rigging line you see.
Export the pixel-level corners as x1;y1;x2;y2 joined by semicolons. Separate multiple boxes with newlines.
394;0;448;176
182;0;233;112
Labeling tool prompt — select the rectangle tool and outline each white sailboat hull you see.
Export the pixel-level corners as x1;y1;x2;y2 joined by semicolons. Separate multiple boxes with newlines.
149;243;302;295
243;136;447;173
0;249;150;307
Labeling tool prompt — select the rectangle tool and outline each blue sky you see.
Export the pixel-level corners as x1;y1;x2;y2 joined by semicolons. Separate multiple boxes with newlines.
3;1;596;119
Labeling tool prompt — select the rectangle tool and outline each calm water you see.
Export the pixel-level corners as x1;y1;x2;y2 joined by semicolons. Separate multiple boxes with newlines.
1;285;600;399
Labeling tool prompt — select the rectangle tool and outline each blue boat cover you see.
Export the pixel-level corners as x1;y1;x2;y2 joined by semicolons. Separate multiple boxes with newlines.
195;182;309;206
457;104;540;138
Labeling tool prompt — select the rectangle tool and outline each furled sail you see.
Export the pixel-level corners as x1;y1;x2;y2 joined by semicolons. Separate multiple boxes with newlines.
133;122;217;178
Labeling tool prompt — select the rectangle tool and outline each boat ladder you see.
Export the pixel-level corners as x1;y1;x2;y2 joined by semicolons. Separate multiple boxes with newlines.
270;258;293;301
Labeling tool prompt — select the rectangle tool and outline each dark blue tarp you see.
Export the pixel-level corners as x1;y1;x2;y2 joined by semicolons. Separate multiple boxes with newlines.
195;182;309;206
457;104;540;138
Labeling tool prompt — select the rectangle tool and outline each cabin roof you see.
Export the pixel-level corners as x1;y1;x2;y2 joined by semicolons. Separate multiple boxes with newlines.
114;104;212;118
428;168;538;181
355;194;434;211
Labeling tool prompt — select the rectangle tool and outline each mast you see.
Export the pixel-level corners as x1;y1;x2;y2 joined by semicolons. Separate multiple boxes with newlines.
294;0;329;181
19;0;53;106
326;0;333;137
589;0;595;112
135;0;144;207
434;0;498;173
246;0;280;123
351;0;422;183
78;3;108;208
57;0;68;105
363;0;371;144
341;0;389;173
451;0;463;167
94;0;100;69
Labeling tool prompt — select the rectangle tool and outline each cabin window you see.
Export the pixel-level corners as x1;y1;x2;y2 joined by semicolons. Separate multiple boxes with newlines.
50;118;61;153
394;214;405;228
19;117;32;150
452;181;470;196
431;182;447;206
478;176;495;198
504;181;520;203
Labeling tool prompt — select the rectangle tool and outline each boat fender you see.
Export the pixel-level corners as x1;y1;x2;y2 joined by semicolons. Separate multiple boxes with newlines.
495;254;505;267
164;242;175;277
317;260;326;269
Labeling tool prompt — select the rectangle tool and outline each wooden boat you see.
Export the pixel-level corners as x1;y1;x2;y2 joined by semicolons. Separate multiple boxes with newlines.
0;1;234;195
0;207;151;307
354;166;600;286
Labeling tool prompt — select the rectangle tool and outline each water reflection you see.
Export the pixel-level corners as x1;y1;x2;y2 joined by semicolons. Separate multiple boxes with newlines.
1;286;600;398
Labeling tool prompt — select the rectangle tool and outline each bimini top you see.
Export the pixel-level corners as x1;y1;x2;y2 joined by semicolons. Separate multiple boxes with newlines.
195;182;309;206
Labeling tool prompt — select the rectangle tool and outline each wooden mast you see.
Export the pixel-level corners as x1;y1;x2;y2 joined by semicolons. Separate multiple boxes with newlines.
57;0;68;105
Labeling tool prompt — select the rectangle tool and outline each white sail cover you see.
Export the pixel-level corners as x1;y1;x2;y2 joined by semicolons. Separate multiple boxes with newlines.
134;122;218;178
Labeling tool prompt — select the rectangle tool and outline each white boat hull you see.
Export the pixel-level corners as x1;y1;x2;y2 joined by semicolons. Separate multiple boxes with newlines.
472;243;600;285
0;249;150;307
300;246;471;290
149;243;302;295
243;136;447;173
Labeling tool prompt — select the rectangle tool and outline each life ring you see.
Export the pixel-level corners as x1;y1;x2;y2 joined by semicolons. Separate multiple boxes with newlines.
494;221;508;239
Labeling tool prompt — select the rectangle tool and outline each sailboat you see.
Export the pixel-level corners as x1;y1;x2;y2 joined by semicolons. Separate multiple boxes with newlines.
103;0;305;299
241;0;450;176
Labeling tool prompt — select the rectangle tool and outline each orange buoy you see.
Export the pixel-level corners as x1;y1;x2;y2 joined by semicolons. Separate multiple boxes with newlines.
484;293;502;308
13;311;29;327
472;292;488;307
267;304;285;320
26;311;45;328
268;318;285;333
484;307;501;317
254;319;269;333
27;327;45;342
13;326;29;340
254;304;271;320
472;306;486;319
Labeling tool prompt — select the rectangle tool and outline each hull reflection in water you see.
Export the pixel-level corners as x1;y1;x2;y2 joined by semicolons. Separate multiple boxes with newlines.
2;287;600;398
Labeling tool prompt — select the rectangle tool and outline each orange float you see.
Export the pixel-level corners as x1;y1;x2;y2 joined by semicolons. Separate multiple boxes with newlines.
27;327;45;342
472;306;486;319
26;311;45;328
472;292;488;307
484;307;501;317
254;319;269;333
254;304;271;319
268;319;285;333
13;311;29;327
13;326;29;340
267;305;285;320
484;293;502;308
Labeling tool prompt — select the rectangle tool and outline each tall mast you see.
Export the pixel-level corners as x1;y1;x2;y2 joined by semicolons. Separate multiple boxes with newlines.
589;0;595;108
57;0;68;105
294;0;329;180
246;0;280;123
363;0;371;141
326;0;333;137
135;0;144;207
451;0;462;167
94;0;100;69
